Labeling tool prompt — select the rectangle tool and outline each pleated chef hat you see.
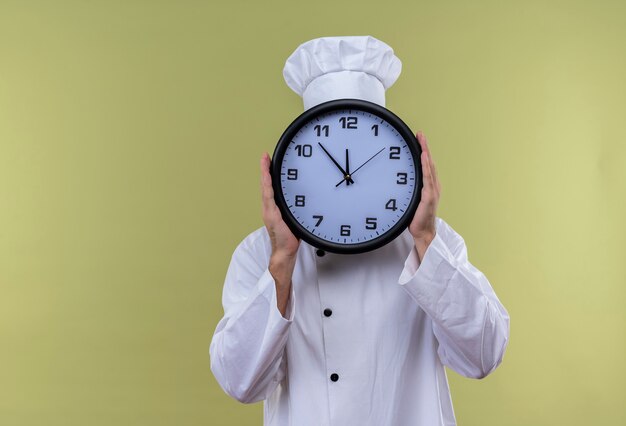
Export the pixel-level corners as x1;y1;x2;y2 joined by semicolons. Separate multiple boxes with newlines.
283;36;402;110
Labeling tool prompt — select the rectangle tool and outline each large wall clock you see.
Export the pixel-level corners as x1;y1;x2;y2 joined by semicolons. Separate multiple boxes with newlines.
272;99;422;254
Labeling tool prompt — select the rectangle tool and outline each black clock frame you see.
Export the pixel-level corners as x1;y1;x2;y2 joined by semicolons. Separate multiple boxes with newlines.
271;98;423;255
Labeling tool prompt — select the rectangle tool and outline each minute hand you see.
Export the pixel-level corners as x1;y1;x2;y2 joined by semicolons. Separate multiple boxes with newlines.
318;143;355;184
335;147;386;187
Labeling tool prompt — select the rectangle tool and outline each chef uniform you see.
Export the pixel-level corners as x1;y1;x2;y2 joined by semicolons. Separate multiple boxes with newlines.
209;36;510;426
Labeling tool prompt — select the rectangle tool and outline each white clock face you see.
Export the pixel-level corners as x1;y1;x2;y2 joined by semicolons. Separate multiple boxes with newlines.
278;107;418;248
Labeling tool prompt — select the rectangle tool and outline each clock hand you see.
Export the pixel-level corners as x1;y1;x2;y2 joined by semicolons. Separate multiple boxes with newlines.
335;147;386;187
345;148;351;186
318;143;355;185
351;147;386;175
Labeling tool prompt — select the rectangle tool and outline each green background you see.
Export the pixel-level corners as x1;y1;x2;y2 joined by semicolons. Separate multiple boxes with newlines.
1;0;624;424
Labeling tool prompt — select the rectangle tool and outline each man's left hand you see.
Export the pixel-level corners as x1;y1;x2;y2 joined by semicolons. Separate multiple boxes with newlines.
408;131;441;262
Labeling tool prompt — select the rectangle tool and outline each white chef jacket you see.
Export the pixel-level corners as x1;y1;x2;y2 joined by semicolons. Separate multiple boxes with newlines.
210;216;510;426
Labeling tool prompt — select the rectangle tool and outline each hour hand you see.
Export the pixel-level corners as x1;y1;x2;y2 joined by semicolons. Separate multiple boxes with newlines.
318;143;355;185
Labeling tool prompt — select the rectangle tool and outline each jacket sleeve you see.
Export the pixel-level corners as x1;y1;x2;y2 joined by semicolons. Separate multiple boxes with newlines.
398;217;510;379
209;229;296;403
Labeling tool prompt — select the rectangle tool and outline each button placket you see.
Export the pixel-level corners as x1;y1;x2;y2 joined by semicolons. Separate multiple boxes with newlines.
315;249;342;414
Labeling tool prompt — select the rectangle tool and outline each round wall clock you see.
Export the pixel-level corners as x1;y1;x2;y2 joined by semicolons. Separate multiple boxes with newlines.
272;99;422;254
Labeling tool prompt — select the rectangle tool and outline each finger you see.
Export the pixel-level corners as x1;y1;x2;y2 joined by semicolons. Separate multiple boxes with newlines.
417;133;434;191
260;153;276;210
418;132;439;193
430;152;441;193
421;150;433;194
416;131;429;156
422;154;440;210
421;134;440;193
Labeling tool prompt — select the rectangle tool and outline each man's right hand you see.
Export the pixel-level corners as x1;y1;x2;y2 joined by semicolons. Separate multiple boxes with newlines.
260;152;299;317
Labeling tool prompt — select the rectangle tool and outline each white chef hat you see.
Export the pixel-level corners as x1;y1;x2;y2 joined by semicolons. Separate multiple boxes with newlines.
283;36;402;110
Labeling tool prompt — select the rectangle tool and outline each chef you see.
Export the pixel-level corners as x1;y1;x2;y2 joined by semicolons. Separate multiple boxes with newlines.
209;36;510;426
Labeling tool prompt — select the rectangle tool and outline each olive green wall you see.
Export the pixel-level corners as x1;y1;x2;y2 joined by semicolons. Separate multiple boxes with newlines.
1;1;624;425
